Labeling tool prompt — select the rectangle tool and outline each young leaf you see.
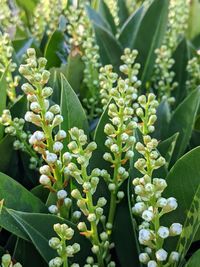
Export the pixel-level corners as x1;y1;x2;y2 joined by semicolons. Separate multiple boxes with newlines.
168;87;200;164
60;74;89;149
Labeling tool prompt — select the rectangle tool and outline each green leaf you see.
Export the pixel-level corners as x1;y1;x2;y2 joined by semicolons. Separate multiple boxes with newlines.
133;0;169;86
5;210;90;264
187;0;200;40
16;0;38;13
98;0;117;35
172;39;189;106
185;249;200;267
66;51;84;94
117;0;129;27
0;69;8;140
60;74;89;150
163;147;200;258
168;87;200;164
12;38;34;64
87;6;123;71
118;6;146;49
0;135;15;173
44;30;68;69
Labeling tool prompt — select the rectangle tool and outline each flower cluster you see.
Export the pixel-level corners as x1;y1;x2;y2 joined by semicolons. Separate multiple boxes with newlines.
66;2;101;120
1;253;22;267
19;48;69;211
104;0;119;26
64;127;114;267
0;109;39;169
49;223;80;267
32;0;66;40
132;93;183;266
0;31;20;102
152;0;190;102
186;52;200;91
100;48;140;108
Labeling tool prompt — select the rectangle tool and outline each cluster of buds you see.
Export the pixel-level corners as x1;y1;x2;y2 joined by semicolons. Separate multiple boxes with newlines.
32;0;66;40
186;51;200;91
132;93;183;266
1;253;22;267
104;0;119;26
66;2;101;120
152;46;178;103
63;127;113;266
0;109;39;169
100;48;140;108
100;49;141;232
0;31;20;102
19;48;69;210
49;223;80;267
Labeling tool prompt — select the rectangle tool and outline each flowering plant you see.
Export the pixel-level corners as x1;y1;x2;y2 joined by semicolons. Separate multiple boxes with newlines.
0;0;200;267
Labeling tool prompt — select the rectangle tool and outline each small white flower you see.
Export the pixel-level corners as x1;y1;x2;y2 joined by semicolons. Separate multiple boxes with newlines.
57;190;67;200
52;115;63;127
157;226;169;239
134;185;144;195
139;253;150;263
34;131;45;141
156;249;168;261
147;260;158;267
46;152;57;164
30;102;41;113
170;223;182;236
49;257;62;267
139;229;151;244
157;197;167;207
142;210;154;222
63;152;72;163
48;205;58;214
110;144;119;153
121;133;129;141
53;141;63;153
169;251;180;262
39;174;50;185
167;197;178;209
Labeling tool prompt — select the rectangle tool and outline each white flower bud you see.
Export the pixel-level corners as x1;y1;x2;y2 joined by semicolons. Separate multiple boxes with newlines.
147;260;158;267
108;183;116;191
49;257;63;267
169;251;180;262
39;174;51;185
39;165;51;175
46;152;57;164
57;190;67;200
156;249;168;261
157;226;169;239
97;197;107;207
30;102;41;113
139;229;152;244
157;197;167;208
132;202;146;214
52;115;63;127
49;237;60;249
165;197;178;211
45;111;54;122
91;245;99;254
64;198;72;208
170;223;182;236
56;130;67;141
53;142;63;153
34;131;45;141
87;213;96;222
139;253;150;264
48;205;58;214
117;191;125;200
142;210;154;222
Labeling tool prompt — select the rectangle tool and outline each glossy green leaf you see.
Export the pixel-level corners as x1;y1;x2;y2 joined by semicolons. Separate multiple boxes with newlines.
118;6;146;49
87;6;123;71
60;74;88;149
13;38;34;64
0;135;15;173
163;147;200;257
117;0;129;27
66;51;84;93
185;249;200;267
168;87;200;164
44;30;68;69
98;0;117;35
87;4;111;31
172;39;189;106
134;0;169;86
187;0;200;40
5;210;90;264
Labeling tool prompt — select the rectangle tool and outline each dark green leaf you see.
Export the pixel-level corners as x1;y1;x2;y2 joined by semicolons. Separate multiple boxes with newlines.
134;0;169;86
44;30;68;69
0;135;15;173
60;74;89;150
168;87;200;164
185;249;200;267
12;38;34;64
0;69;8;140
117;0;129;27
